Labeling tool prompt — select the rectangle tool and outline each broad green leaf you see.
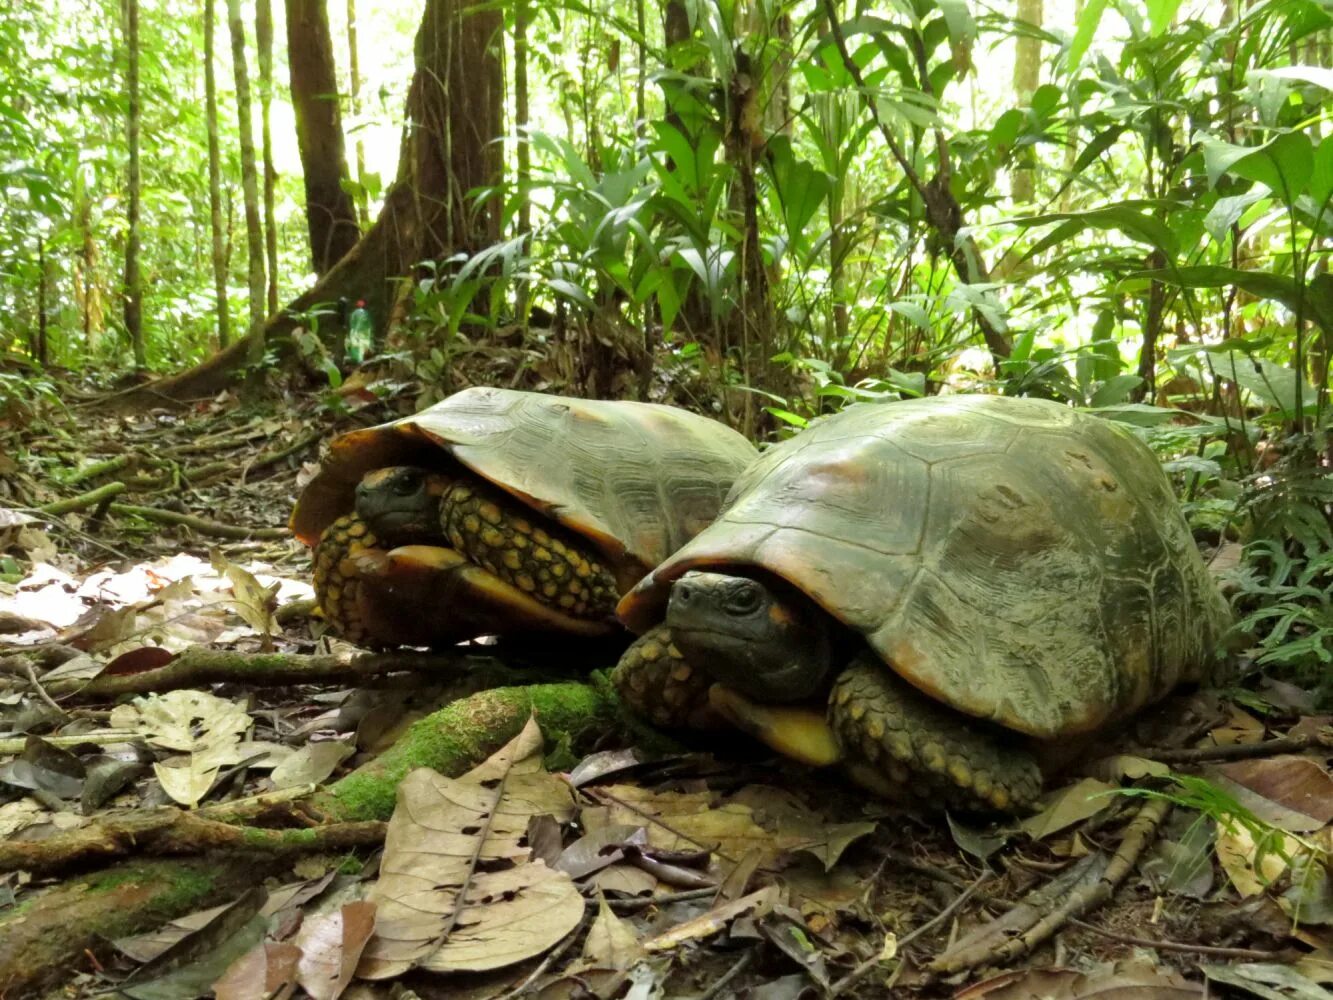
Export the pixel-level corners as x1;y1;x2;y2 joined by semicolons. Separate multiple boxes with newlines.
1216;353;1315;417
1146;0;1184;35
1010;204;1178;255
1199;133;1313;202
888;301;931;329
765;137;833;254
1259;65;1333;91
1312;136;1333;210
1090;374;1143;407
1203;189;1267;244
1134;265;1333;336
1067;0;1109;72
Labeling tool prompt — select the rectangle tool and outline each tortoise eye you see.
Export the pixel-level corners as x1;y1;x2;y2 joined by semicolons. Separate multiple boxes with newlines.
728;583;762;615
392;470;423;496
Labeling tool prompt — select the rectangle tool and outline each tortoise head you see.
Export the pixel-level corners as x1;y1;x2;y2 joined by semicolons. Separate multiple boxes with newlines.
665;570;833;702
355;466;449;546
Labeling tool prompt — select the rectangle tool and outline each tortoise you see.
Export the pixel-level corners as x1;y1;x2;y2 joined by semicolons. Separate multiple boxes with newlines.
613;394;1232;812
291;387;758;648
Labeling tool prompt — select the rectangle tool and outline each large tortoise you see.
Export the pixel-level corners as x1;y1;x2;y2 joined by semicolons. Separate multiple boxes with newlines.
614;394;1232;812
291;387;758;648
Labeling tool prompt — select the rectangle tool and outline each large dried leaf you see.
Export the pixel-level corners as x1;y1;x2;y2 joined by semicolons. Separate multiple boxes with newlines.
587;784;808;868
1020;778;1117;840
1213;757;1333;832
109;690;254;805
643;885;779;952
957;959;1204;998
1203;961;1333;1000
357;718;581;978
581;894;643;971
295;901;377;1000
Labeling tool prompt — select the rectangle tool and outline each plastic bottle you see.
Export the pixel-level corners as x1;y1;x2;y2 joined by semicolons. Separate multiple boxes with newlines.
346;299;373;364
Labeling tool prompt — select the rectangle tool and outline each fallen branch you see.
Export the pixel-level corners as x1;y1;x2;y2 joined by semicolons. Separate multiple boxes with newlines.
38;481;128;516
0;810;385;876
66;454;135;486
47;646;524;699
1142;731;1333;764
108;502;289;539
929;797;1171;974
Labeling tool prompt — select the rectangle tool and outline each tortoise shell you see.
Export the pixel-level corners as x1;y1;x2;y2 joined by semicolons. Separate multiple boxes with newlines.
291;387;759;593
618;394;1231;739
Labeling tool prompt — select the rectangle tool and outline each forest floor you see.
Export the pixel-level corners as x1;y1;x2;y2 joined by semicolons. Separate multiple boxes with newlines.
1;369;1331;1000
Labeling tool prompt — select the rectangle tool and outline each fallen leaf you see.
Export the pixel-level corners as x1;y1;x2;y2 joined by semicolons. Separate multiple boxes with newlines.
295;901;377;1000
582;894;643;971
357;717;582;978
1213;756;1333;832
214;942;301;1000
1203;961;1333;999
269;741;354;789
1020;778;1117;840
957;960;1204;998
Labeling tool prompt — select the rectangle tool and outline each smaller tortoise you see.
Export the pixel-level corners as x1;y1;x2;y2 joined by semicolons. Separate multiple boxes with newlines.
614;394;1232;812
291;387;758;648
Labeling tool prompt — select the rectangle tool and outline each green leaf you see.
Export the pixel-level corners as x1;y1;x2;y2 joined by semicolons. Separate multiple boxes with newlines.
1067;0;1109;73
1146;0;1184;35
765;137;833;255
1010;204;1178;256
1203;189;1267;244
1199;132;1313;203
1134;265;1333;336
1258;65;1333;91
1312;136;1333;210
1090;374;1143;407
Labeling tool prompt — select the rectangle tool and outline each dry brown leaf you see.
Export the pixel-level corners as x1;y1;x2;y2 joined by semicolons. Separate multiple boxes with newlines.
581;894;643;971
643;885;779;953
214;942;301;1000
357;717;582;979
588;785;805;867
1208;706;1268;747
1214;819;1309;897
1020;778;1117;840
295;901;377;1000
1214;756;1333;832
956;960;1204;998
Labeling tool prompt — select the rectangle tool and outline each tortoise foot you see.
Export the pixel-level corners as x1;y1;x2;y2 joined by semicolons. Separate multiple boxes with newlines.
312;513;383;646
612;625;717;729
829;657;1042;813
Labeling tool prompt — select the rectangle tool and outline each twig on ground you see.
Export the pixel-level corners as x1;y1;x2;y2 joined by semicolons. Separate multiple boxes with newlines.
699;950;755;1000
830;869;990;997
1142;731;1333;764
1067;918;1287;960
108;502;289;539
38;482;128;516
929;797;1171;974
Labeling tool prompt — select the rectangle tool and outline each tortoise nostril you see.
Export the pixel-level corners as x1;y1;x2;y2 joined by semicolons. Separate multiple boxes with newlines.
676;584;693;603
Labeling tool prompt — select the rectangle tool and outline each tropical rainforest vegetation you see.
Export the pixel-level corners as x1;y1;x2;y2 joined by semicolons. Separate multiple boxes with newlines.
1;0;1332;993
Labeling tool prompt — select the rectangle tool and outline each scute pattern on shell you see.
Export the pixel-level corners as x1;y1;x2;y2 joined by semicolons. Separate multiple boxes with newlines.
618;395;1231;740
291;387;759;590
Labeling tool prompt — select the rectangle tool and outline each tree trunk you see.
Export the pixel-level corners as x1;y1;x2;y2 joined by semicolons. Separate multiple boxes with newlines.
1011;0;1043;204
123;0;145;368
347;0;369;226
35;235;49;366
286;0;361;274
116;0;504;405
514;0;531;318
204;0;231;348
257;0;280;314
226;0;268;364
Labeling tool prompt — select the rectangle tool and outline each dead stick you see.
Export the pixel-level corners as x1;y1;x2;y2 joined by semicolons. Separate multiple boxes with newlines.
831;870;990;996
0;810;386;876
1142;732;1333;764
108;502;289;539
38;482;128;516
1067;918;1286;960
45;646;508;699
929;797;1171;974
